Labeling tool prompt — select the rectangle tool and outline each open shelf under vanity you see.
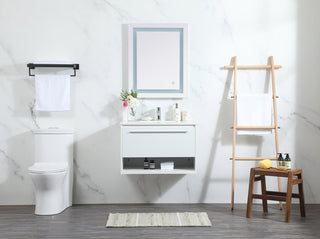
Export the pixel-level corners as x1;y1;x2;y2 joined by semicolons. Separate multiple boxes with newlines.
121;157;196;174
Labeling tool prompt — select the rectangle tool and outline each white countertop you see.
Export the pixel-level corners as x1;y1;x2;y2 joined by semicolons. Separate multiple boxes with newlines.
121;121;196;126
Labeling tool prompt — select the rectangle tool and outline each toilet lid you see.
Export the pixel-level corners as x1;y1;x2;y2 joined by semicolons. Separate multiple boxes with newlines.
28;162;68;174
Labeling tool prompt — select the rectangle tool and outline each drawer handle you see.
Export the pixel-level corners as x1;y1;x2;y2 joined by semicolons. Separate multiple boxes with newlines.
129;131;188;134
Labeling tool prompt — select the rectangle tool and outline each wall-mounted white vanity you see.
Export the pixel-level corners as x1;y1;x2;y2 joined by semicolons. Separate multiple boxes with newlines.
120;121;196;174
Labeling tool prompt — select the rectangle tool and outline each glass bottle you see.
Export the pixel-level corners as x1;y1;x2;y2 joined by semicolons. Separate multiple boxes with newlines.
144;158;149;169
285;153;291;170
277;153;284;168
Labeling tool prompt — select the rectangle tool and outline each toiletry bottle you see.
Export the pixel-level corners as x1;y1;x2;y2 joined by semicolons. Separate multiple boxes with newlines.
277;153;284;168
144;158;149;169
156;107;161;121
285;153;291;170
174;103;181;122
149;160;156;169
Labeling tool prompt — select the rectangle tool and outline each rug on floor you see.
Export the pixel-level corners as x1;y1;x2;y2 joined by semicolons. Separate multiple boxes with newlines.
106;212;212;227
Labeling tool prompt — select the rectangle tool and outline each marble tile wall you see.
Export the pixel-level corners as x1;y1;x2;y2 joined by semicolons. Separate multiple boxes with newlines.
0;0;319;204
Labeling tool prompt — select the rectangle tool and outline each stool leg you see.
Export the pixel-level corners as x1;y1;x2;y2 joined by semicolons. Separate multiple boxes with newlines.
261;175;268;213
246;168;255;218
298;172;306;217
277;177;283;210
285;171;293;222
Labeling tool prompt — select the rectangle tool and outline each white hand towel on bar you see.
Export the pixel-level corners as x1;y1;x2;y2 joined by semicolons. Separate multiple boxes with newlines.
35;74;70;111
237;94;272;135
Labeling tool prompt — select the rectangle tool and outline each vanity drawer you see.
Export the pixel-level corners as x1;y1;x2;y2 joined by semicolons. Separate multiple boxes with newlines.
122;126;195;157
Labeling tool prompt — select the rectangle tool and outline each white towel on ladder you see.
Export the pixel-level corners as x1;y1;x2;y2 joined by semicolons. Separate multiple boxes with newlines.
35;74;70;111
237;94;272;135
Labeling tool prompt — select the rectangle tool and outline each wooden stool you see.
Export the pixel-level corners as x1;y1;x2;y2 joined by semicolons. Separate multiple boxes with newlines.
246;167;306;222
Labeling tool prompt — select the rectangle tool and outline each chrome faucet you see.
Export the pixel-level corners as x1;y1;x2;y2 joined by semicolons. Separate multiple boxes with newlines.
156;107;161;121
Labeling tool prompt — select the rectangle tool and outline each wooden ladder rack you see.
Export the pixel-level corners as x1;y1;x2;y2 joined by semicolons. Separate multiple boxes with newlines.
224;56;282;210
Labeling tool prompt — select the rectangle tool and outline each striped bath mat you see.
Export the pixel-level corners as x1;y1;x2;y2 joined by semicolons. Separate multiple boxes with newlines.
106;212;212;227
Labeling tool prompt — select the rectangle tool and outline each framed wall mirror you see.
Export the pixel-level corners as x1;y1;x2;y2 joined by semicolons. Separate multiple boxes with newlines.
128;23;188;98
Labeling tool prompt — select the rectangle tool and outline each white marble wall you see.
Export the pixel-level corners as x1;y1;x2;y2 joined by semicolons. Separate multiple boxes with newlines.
0;0;319;205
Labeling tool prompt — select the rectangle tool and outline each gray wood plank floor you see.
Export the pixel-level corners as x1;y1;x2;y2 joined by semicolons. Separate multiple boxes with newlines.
0;204;319;239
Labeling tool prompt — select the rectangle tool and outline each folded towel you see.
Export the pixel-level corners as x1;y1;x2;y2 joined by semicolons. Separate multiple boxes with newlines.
237;94;272;135
35;74;70;111
161;162;174;170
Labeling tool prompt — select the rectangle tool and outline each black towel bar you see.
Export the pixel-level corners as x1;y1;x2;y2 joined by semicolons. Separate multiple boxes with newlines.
27;63;80;77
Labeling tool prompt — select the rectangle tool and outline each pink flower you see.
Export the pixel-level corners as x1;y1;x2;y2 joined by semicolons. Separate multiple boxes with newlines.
123;101;128;107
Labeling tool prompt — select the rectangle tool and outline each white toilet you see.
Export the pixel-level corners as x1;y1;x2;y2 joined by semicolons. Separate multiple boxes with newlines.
28;129;74;215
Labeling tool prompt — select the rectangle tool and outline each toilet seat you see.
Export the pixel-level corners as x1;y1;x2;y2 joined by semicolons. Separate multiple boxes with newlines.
28;162;68;174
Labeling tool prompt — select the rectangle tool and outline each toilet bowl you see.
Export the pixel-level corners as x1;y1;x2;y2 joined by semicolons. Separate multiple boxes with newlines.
28;129;74;215
29;162;68;215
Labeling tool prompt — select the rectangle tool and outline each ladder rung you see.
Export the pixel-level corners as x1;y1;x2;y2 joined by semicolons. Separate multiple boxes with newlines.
224;65;282;69
230;126;280;129
229;157;278;161
236;126;275;130
230;96;279;98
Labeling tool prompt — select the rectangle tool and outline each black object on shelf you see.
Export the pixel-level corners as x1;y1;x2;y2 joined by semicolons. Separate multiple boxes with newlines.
143;158;149;169
27;63;80;77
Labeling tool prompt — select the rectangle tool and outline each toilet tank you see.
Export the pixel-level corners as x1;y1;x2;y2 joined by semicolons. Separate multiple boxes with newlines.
33;129;74;164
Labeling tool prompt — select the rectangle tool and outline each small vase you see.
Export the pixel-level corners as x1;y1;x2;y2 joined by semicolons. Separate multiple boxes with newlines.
127;107;136;121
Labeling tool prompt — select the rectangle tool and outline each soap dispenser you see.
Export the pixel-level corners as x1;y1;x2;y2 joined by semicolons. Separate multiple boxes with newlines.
173;103;181;122
156;107;161;121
